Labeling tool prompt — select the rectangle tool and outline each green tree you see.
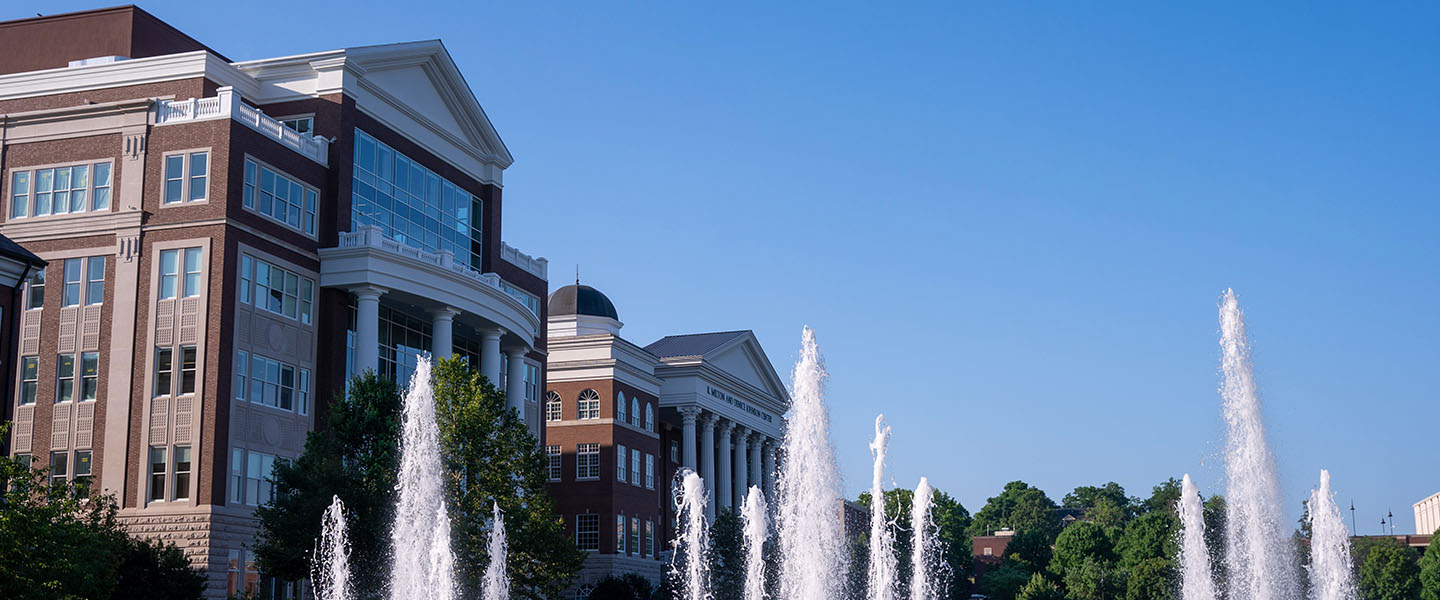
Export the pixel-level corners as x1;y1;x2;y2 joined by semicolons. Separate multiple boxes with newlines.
0;432;204;600
980;560;1035;600
1141;479;1182;516
1124;557;1172;600
1050;521;1116;579
858;486;972;598
255;373;403;598
1358;540;1421;600
1419;530;1440;600
1016;572;1067;600
432;358;584;599
1064;555;1123;600
969;481;1061;540
708;508;744;600
1005;529;1054;572
590;573;656;600
1116;512;1177;570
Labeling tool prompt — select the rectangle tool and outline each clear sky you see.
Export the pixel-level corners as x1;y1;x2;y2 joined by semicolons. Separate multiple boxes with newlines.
20;1;1438;534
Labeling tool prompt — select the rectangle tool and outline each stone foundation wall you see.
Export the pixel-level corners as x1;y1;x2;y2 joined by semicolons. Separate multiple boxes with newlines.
119;508;260;600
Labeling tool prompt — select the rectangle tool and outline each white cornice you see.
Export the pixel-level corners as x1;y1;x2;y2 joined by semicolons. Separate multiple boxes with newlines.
0;51;261;102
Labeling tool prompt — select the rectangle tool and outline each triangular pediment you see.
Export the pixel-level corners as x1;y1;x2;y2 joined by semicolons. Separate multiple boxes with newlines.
362;65;471;145
702;333;790;407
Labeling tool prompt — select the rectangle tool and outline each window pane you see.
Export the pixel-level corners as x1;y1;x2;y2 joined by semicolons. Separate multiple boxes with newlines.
86;256;105;304
189;152;208;201
164;155;184;203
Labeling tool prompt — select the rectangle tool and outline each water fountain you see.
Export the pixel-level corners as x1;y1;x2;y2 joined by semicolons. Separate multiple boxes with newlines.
868;416;899;600
741;486;770;600
482;502;510;600
909;477;941;600
1177;291;1357;600
312;495;353;600
389;357;456;600
674;469;713;600
1178;474;1215;600
774;326;850;600
1308;470;1356;600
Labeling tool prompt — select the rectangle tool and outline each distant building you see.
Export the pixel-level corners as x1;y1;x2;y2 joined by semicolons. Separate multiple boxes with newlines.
0;234;46;447
843;499;870;541
1352;534;1431;550
972;528;1016;580
1416;491;1440;535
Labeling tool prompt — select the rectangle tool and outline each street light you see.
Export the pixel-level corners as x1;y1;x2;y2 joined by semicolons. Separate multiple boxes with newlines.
1350;501;1356;536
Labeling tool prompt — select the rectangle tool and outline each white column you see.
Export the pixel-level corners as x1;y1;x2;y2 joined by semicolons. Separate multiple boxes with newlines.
679;407;700;471
762;440;777;500
431;307;458;359
716;420;735;513
733;426;749;506
700;414;716;521
748;434;763;496
354;286;385;375
504;348;526;417
479;329;503;384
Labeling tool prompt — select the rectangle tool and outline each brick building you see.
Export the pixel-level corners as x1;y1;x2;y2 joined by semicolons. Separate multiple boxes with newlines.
542;283;789;596
0;7;548;598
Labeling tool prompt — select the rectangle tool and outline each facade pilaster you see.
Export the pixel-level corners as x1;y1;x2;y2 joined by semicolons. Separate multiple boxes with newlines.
504;348;526;416
678;406;700;471
699;413;716;521
716;420;735;512
353;286;386;374
431;306;459;358
479;329;503;384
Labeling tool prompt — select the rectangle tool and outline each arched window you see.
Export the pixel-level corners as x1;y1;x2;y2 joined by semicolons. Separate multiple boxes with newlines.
578;389;600;420
630;398;640;426
575;584;594;599
544;391;562;422
616;391;627;422
645;403;654;432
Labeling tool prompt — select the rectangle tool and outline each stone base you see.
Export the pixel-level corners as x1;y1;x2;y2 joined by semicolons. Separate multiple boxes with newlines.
567;552;668;597
119;507;262;600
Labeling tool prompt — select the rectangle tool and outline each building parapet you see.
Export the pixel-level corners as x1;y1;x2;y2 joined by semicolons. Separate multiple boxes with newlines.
155;86;329;165
501;241;548;280
337;225;505;289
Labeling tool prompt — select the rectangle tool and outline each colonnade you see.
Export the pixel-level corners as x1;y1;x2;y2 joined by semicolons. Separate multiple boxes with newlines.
351;284;527;416
678;406;778;521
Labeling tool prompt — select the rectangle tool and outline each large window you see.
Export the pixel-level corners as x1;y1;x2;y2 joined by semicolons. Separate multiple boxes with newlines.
159;248;203;299
239;255;314;324
501;281;540;317
546;445;562;482
544;391;562;422
576;443;599;480
646;404;654;432
173;446;192;500
351;129;484;270
61;257;104;307
616;444;627;483
616;392;627;423
615;514;626;554
645;454;655;490
645;520;654;557
629;517;640;557
9;162;112;219
243;159;317;235
378;304;430;387
233;449;278;506
74;451;92;497
163;151;208;204
50;452;67;486
24;268;43;309
575;514;599;551
154;346;197;397
19;356;38;404
55;352;98;403
148;447;167;502
280;116;313;135
524;364;540;405
630;449;640;488
238;351;311;415
630;398;640;427
578;389;600;420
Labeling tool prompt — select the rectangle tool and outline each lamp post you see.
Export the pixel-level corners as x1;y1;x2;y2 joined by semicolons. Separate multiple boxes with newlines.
1387;510;1394;535
1350;501;1356;536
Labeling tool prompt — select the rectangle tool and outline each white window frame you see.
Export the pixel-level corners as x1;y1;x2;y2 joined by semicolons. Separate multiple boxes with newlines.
161;149;209;205
645;454;655;490
576;443;599;480
617;444;627;482
616;391;627;422
239;253;315;325
242;156;318;236
630;449;641;488
544;391;562;422
7;160;114;220
546;445;562;482
575;514;599;551
578;389;600;420
278;115;314;135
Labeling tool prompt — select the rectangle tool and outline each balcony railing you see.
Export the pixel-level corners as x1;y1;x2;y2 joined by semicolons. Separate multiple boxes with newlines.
501;241;548;280
337;225;505;290
155;87;330;165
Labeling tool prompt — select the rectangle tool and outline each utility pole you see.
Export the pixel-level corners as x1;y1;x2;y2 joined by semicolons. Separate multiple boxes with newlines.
1350;501;1357;536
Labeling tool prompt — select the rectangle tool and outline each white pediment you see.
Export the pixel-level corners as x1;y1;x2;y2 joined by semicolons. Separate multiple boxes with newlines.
362;64;471;145
709;345;770;394
701;334;790;408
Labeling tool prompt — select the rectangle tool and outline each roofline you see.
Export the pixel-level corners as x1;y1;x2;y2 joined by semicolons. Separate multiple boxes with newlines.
3;5;231;62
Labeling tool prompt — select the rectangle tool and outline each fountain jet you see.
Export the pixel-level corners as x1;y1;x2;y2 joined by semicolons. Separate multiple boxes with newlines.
481;502;509;600
389;357;456;600
867;415;898;600
674;469;711;600
775;327;848;600
909;477;942;600
1308;470;1357;600
312;495;353;600
1178;474;1216;600
741;486;770;600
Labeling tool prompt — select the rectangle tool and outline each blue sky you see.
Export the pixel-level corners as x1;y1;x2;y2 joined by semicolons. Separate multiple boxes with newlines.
23;2;1439;533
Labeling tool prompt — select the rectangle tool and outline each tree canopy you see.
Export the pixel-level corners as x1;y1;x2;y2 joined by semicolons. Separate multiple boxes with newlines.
1359;540;1421;600
968;481;1060;539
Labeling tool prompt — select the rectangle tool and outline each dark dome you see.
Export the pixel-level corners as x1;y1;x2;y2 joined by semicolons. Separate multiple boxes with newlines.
548;284;619;321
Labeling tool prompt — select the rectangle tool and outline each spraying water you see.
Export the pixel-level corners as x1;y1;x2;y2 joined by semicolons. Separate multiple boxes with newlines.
909;477;941;600
312;495;353;600
741;486;770;600
389;357;456;600
1308;470;1356;600
867;415;898;600
481;502;509;600
674;470;712;600
1219;290;1296;600
775;327;848;600
1178;474;1216;600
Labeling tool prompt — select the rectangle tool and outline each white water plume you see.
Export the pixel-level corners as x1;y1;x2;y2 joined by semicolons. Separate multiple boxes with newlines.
775;327;848;600
389;357;456;600
481;502;509;600
867;415;898;600
741;486;770;600
1308;470;1356;600
1219;290;1296;600
1178;474;1216;600
312;495;353;600
909;477;942;600
674;469;712;600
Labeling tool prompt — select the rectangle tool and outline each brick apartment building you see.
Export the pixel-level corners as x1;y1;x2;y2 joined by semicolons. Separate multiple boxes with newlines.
0;6;549;598
542;283;790;596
